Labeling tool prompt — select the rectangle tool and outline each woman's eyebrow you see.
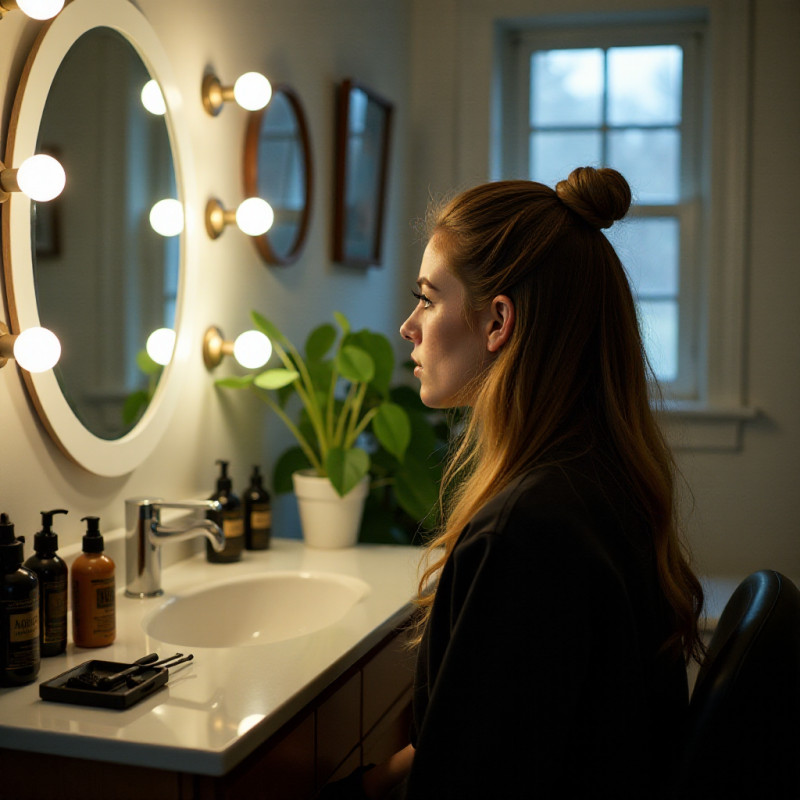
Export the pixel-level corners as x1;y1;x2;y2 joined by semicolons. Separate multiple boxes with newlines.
416;277;438;292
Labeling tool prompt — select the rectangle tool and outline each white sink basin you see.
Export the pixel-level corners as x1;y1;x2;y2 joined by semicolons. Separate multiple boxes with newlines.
143;570;370;648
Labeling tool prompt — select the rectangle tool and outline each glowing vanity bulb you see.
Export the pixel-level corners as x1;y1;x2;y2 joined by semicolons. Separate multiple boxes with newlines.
146;328;176;366
14;327;60;372
233;72;272;111
235;198;273;236
149;199;184;237
13;0;64;20
233;330;272;369
16;154;65;202
141;80;166;115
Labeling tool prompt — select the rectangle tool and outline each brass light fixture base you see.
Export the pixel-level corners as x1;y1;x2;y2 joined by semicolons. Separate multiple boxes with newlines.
202;74;234;116
0;322;13;369
205;198;236;239
0;160;12;203
203;325;233;370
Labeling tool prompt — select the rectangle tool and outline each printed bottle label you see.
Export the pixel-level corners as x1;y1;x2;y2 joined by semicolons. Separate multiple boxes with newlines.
93;576;116;634
42;576;67;643
223;516;245;540
10;609;38;643
250;509;272;529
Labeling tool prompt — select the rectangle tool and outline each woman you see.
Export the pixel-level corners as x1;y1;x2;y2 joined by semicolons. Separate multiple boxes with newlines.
325;167;704;799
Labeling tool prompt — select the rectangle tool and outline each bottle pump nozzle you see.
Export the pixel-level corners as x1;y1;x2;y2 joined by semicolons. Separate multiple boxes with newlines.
216;459;232;492
0;512;24;569
34;508;68;553
80;515;104;553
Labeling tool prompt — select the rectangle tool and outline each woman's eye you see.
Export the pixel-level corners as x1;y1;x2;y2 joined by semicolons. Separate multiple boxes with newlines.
412;290;432;309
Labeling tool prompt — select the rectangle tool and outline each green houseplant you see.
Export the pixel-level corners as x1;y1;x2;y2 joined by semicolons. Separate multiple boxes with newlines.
217;310;443;545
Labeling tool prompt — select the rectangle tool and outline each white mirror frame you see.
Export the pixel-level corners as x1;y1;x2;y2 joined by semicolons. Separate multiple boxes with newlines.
1;0;196;477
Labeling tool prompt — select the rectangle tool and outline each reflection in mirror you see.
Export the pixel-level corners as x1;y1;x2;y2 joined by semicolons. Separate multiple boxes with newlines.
35;27;178;440
244;85;312;265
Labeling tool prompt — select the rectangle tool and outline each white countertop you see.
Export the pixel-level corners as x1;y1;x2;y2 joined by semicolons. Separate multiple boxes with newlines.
0;538;424;776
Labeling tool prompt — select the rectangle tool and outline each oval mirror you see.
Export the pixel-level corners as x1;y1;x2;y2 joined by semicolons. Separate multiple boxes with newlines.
244;85;313;265
1;0;197;476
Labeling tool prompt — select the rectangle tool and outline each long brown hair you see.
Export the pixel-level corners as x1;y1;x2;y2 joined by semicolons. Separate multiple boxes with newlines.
415;167;704;663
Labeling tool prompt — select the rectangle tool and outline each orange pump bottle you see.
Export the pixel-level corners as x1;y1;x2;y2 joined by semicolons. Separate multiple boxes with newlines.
71;516;116;648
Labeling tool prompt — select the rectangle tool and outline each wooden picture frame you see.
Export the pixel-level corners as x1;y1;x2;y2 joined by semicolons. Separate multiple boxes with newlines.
333;79;393;267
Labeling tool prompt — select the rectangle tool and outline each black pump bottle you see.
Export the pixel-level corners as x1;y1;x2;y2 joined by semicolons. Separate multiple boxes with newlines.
244;465;272;550
206;459;244;563
24;509;68;657
0;513;40;686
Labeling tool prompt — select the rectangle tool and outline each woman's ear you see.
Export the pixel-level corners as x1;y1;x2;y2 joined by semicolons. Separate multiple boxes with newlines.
486;295;515;353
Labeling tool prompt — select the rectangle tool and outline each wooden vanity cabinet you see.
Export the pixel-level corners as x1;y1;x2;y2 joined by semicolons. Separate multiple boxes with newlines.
0;624;415;800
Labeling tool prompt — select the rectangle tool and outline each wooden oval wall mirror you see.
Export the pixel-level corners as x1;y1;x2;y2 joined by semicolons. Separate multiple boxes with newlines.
244;84;313;266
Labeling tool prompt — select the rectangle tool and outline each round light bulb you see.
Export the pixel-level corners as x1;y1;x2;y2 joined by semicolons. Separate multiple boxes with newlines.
16;154;65;202
233;72;272;111
146;328;176;366
15;0;64;20
141;79;166;115
149;199;184;237
235;197;274;236
233;330;272;369
13;327;60;372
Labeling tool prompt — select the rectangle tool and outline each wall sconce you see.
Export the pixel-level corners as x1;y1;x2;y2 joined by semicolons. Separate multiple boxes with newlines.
0;322;61;372
0;0;64;20
203;326;272;370
0;154;65;203
202;71;272;116
205;197;274;239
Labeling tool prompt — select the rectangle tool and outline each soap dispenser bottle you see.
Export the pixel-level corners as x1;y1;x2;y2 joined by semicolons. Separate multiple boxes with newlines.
72;516;116;648
0;513;40;686
24;508;68;657
206;459;244;563
244;465;272;550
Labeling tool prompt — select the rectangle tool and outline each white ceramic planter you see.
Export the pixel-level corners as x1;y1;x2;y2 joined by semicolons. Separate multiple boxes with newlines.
292;470;369;549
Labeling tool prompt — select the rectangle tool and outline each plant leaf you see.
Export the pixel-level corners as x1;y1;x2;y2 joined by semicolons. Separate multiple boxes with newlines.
122;390;150;426
251;311;286;346
394;454;440;525
273;446;313;493
347;330;394;396
336;345;374;384
305;324;337;361
372;402;411;462
135;349;162;376
325;447;370;496
215;374;255;389
333;311;350;336
254;368;300;390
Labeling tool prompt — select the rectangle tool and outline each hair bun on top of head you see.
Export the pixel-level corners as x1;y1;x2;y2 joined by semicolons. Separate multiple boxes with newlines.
555;166;632;230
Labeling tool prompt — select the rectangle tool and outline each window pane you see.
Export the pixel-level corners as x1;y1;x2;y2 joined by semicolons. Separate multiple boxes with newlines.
605;218;679;296
638;299;678;382
531;49;604;126
530;130;602;186
608;45;682;125
608;129;680;203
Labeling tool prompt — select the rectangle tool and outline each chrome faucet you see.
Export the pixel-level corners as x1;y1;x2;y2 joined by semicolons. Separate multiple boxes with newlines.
125;498;224;598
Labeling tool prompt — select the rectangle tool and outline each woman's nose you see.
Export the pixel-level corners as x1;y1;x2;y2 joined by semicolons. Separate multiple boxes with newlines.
400;315;416;342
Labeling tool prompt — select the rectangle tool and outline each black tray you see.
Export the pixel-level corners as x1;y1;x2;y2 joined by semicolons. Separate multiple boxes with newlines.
39;659;169;710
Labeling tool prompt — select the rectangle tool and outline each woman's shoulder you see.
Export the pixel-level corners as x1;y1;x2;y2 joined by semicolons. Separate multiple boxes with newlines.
461;455;644;565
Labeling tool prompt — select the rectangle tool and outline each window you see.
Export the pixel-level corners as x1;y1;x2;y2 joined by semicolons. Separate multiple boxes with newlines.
498;24;704;398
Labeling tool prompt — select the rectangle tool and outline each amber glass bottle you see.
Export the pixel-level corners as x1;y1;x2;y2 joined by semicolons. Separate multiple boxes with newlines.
71;516;116;648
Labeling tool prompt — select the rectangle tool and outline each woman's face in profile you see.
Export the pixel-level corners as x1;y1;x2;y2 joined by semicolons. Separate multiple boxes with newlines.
400;237;492;408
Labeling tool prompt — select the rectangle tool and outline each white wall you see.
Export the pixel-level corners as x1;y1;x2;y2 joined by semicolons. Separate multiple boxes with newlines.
0;0;414;548
1;0;797;579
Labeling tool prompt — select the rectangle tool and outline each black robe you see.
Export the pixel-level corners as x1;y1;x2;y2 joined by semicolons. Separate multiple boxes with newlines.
405;455;688;799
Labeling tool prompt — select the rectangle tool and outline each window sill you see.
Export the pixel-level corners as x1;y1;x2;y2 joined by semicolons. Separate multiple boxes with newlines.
656;402;759;452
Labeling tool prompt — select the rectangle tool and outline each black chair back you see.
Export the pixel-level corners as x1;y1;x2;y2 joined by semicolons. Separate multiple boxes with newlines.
672;569;800;798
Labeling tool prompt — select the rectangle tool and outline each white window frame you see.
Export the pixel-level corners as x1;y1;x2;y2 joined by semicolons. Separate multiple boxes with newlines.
489;5;756;449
